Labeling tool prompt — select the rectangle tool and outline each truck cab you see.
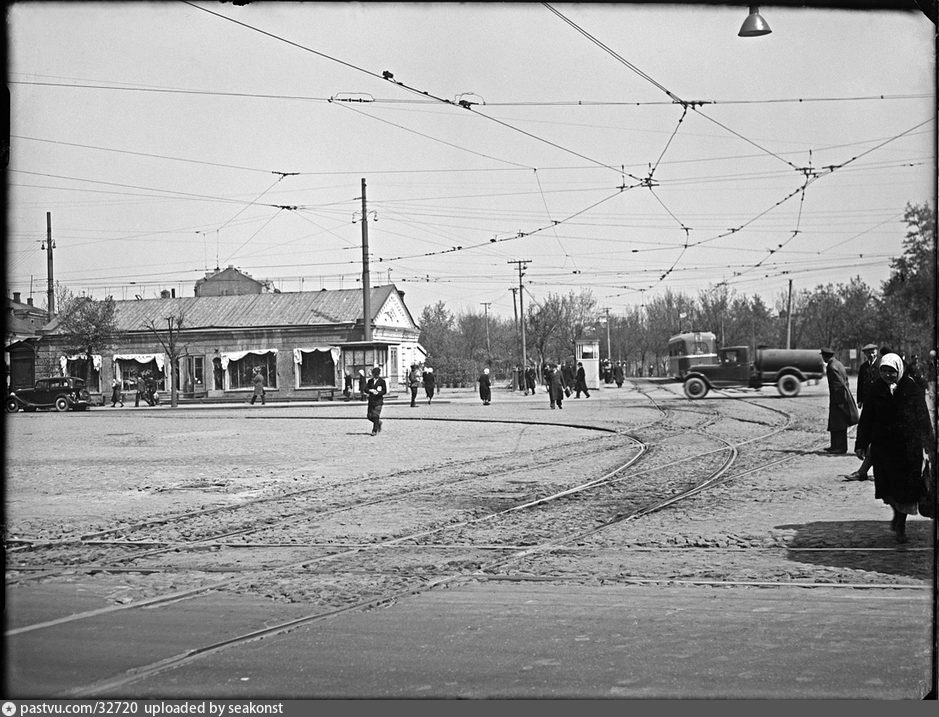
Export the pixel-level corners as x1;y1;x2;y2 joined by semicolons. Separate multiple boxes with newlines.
682;346;752;398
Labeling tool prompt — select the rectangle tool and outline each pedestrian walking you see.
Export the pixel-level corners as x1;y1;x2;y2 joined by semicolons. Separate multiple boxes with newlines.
357;369;367;401
135;373;147;407
845;344;879;481
110;377;124;407
343;370;353;401
854;353;935;543
422;366;436;404
546;363;567;409
408;364;421;407
145;372;158;406
365;367;387;435
525;365;537;395
250;367;266;405
574;361;591;398
821;348;858;454
478;367;492;406
561;361;575;389
613;361;625;388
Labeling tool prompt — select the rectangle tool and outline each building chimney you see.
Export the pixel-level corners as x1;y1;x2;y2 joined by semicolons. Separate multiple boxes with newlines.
26;297;33;306
12;292;21;303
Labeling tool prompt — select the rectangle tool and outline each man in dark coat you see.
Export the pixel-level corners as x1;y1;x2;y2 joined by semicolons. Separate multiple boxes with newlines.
574;361;590;398
365;367;387;435
546;363;566;410
613;361;625;388
822;347;857;454
856;344;879;409
525;365;537;395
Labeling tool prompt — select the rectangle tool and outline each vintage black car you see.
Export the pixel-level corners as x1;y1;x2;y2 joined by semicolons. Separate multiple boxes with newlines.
6;377;93;413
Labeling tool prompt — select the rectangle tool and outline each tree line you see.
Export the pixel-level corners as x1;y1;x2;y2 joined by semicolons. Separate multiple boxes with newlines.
419;202;936;385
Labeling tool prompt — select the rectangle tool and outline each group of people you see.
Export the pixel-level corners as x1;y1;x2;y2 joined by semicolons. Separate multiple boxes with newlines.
110;372;159;408
823;344;935;543
599;359;626;387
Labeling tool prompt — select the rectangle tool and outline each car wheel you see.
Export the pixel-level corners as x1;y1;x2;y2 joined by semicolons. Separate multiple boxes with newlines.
54;396;70;412
683;376;708;399
6;398;19;413
776;375;801;397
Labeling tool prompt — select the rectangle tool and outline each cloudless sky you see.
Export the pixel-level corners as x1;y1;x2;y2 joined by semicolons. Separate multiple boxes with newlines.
7;2;935;322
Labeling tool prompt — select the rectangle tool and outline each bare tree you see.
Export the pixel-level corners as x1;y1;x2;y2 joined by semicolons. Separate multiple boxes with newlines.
142;312;187;408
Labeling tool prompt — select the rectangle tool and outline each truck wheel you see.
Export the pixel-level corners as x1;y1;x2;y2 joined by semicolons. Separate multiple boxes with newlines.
776;375;801;397
6;398;19;413
683;377;708;399
54;396;70;412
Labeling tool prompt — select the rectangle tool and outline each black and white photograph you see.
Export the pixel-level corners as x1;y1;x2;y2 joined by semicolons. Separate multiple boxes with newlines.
4;1;936;702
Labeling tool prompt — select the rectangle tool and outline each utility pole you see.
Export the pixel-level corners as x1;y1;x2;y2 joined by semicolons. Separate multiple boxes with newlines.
785;278;793;350
508;260;530;373
359;179;372;342
601;307;611;361
510;287;520;389
481;302;492;362
43;212;55;321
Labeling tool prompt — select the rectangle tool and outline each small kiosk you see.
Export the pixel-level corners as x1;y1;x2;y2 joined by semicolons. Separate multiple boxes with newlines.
575;338;601;390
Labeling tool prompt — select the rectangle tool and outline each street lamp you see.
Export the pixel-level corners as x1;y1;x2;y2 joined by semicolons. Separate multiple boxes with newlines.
738;6;772;37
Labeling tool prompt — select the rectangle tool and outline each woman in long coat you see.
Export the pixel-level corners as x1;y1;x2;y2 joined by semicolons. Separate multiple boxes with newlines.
854;353;935;543
478;368;492;406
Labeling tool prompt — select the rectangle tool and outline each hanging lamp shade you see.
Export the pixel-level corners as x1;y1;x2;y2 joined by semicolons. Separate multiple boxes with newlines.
738;6;772;37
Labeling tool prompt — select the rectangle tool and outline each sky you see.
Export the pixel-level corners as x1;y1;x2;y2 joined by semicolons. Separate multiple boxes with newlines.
6;2;936;323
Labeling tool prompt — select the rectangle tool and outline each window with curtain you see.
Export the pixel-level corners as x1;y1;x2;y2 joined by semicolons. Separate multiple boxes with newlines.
228;352;277;389
298;350;336;387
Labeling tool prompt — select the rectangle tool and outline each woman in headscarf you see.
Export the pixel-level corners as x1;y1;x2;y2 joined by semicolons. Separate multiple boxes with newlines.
478;367;492;406
854;353;935;543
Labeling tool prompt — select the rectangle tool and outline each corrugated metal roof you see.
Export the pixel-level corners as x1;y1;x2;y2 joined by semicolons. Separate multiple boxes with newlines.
45;285;403;333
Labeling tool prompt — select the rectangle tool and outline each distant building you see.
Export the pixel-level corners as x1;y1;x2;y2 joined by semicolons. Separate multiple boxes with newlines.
194;266;273;297
5;292;49;388
34;284;424;401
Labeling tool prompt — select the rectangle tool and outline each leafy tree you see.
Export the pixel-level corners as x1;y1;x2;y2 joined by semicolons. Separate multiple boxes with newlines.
880;202;936;358
418;301;455;365
55;292;122;388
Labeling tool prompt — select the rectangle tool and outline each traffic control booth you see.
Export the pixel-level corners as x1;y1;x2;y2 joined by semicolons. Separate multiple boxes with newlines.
575;338;601;390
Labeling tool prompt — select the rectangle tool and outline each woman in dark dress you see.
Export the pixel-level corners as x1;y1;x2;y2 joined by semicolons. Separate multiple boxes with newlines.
854;353;935;543
478;368;492;406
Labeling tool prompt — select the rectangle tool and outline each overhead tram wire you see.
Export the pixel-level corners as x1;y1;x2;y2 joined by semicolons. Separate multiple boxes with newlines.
328;101;534;169
372;187;634;264
542;3;800;173
10;81;929;108
11;135;278;175
180;1;633;181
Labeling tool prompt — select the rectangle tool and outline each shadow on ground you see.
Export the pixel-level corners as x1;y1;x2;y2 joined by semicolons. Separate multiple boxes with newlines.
776;519;936;581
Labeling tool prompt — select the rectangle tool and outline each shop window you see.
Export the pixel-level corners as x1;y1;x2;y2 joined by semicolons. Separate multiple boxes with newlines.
116;359;165;391
228;352;277;390
298;350;336;387
63;356;100;392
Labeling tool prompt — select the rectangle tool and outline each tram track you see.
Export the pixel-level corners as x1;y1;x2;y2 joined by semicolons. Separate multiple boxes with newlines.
11;383;921;698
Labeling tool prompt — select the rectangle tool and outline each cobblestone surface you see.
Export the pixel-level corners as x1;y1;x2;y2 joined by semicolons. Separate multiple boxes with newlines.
5;378;935;604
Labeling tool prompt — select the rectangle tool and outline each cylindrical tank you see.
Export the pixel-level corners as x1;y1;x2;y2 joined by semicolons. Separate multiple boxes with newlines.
756;349;824;376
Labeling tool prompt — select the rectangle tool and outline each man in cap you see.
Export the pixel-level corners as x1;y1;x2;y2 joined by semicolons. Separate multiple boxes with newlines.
845;344;879;479
821;347;857;454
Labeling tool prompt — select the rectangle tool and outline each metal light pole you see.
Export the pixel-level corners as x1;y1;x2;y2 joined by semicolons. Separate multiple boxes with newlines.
481;302;491;363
